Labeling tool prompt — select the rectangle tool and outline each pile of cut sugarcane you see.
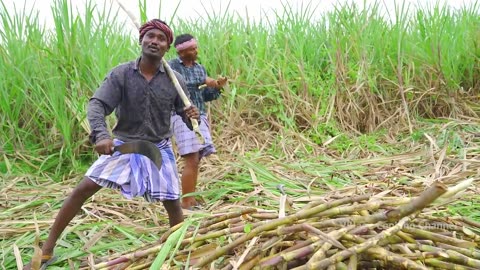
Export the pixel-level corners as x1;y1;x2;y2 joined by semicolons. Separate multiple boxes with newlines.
91;179;480;270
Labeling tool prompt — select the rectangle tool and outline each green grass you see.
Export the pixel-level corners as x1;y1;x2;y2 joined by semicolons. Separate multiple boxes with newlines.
1;0;479;175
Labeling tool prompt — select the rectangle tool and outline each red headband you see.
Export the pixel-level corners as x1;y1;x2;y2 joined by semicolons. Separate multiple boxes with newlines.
139;19;173;45
175;38;197;52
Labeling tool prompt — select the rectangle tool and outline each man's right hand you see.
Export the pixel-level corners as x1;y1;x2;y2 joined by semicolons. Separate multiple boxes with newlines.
205;76;228;89
216;76;228;88
95;138;114;155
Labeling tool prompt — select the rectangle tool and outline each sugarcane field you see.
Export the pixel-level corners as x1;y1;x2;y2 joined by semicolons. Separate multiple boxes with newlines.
2;0;480;269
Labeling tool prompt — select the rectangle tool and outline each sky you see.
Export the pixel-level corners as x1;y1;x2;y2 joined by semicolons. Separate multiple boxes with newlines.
3;0;478;34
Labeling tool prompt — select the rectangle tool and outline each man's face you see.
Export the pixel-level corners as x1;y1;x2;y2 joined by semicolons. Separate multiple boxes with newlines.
141;28;169;59
179;44;198;62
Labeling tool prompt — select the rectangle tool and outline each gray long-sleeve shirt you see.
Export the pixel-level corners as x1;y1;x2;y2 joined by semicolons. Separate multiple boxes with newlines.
87;57;191;144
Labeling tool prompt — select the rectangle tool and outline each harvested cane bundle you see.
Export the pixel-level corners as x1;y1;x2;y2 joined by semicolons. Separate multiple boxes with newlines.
88;179;480;270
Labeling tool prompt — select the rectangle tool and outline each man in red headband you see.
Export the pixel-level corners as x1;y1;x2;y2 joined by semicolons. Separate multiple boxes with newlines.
168;34;227;209
24;19;198;269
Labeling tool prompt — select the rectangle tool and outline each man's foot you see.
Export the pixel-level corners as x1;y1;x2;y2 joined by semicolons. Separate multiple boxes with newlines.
23;254;56;270
181;197;199;209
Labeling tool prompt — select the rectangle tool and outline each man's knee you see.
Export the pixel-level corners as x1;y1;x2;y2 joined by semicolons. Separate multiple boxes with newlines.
73;177;101;196
163;199;181;209
182;152;200;166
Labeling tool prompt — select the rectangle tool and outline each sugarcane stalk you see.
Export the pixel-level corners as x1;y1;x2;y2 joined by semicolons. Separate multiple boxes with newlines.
341;233;364;244
307;227;354;265
199;208;257;228
176;242;219;262
414;219;475;238
221;263;234;270
302;198;328;210
346;254;357;270
460;226;480;242
345;232;403;247
93;244;163;269
367;246;428;270
306;224;347;249
311;182;447;235
268;247;280;263
402;251;448;259
275;241;297;248
261;223;345;250
405;243;480;268
315;201;382;218
453;216;480;229
195;217;243;235
358;260;385;268
157;220;185;244
440;178;475;199
358;209;370;216
416;239;435;245
336;233;428;269
325;249;339;257
261;238;343;267
231;236;258;270
376;198;412;206
239;255;261;270
402;227;477;249
115;261;133;270
187;217;278;244
194;195;370;268
310;214;382;230
416;228;454;237
298;216;411;270
378;234;406;246
260;239;315;264
187;240;205;250
383;182;447;222
424;258;479;270
281;239;325;264
261;224;311;237
396;231;416;243
161;58;204;144
418;214;463;225
335;261;348;270
250;212;280;219
349;223;377;235
391;243;414;254
437;243;480;260
277;184;288;218
242;248;263;265
126;262;152;270
259;236;283;251
181;225;246;245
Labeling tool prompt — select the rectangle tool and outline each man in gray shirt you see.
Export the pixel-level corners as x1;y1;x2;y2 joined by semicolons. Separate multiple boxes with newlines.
24;19;198;269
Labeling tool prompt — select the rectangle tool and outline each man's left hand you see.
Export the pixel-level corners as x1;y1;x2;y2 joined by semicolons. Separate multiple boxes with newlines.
184;105;200;120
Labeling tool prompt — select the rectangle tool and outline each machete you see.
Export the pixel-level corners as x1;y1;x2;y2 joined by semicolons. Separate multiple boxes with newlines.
112;140;162;170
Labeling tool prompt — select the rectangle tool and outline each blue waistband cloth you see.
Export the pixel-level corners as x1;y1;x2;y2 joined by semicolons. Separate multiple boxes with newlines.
85;138;180;202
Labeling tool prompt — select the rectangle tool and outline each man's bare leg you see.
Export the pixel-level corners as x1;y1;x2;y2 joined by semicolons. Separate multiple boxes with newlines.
162;199;184;226
180;152;200;209
23;177;102;269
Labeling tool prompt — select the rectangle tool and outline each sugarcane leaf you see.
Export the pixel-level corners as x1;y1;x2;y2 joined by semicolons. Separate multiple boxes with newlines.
244;223;252;233
150;220;192;270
